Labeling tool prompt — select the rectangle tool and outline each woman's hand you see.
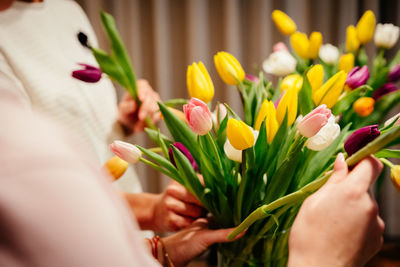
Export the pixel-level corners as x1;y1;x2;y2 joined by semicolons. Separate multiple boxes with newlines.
288;154;384;267
118;79;160;134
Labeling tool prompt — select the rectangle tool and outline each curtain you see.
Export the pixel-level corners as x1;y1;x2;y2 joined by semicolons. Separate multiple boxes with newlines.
75;0;400;237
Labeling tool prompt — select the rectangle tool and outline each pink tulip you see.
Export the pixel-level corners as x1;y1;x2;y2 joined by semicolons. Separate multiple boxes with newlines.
183;98;213;135
109;140;142;164
297;105;332;138
273;42;289;52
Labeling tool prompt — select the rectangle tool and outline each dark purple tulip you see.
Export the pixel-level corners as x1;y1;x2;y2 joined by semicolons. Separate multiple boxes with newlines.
344;125;380;156
345;66;370;89
389;65;400;82
168;142;198;171
372;83;398;100
72;63;102;83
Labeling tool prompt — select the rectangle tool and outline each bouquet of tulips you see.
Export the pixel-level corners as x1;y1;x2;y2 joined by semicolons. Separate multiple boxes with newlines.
264;10;400;130
74;11;400;267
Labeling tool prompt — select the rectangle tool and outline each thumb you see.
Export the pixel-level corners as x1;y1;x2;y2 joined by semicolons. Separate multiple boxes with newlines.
327;153;348;184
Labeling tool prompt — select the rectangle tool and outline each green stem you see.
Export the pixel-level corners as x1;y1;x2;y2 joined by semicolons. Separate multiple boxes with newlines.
139;158;176;180
379;158;394;168
206;132;223;171
145;117;157;130
236;151;247;223
148;147;162;153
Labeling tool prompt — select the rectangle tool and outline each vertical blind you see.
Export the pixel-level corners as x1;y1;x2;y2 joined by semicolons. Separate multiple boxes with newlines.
75;0;400;237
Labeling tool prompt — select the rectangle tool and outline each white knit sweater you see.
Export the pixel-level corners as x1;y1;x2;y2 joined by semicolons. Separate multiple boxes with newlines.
0;0;141;193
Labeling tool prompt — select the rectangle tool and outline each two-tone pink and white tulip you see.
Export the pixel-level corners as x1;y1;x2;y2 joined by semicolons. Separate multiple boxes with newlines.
183;98;213;135
297;105;331;138
109;140;142;164
306;116;340;151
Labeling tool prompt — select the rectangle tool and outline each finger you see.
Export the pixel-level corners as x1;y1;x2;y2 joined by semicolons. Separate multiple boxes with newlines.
119;98;137;116
327;153;348;184
167;212;194;231
166;196;203;218
166;182;202;206
197;227;245;247
133;120;145;133
347;156;383;192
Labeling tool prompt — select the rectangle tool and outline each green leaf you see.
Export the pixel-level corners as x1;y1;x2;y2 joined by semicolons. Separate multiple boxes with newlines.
136;145;179;179
368;67;389;90
298;69;314;115
224;103;241;120
144;128;173;147
158;102;200;161
389;49;400;69
332;85;372;115
92;48;130;89
100;11;138;100
216;114;228;149
163;98;189;107
375;149;400;159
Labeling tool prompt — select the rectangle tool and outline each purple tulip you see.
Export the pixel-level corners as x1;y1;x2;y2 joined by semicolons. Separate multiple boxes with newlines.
344;125;380;156
168;142;198;171
345;66;370;89
389;64;400;82
72;63;102;83
372;83;398;100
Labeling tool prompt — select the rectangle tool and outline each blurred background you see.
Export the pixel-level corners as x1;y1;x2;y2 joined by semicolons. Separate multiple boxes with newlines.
75;0;400;252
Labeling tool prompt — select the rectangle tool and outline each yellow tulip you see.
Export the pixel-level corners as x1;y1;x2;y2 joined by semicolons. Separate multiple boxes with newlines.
307;64;324;95
271;10;297;36
187;62;214;103
290;31;309;59
104;156;128;180
290;31;322;59
338;53;355;73
214;52;245;85
280;74;303;93
308;32;323;59
254;100;279;143
353;97;375;117
346;25;360;52
277;87;298;126
312;71;346;108
227;118;254;150
390;165;400;192
356;10;376;44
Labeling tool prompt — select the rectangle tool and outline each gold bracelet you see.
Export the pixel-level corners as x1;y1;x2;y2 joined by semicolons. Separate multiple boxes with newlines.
158;238;175;267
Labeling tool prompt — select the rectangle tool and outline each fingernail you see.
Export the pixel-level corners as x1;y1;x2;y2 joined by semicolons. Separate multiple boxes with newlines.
337;152;345;163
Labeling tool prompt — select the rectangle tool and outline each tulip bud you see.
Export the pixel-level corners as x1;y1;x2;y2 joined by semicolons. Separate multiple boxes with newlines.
277;87;298;126
104;156;129;180
273;42;289;52
374;23;400;49
345;66;370;89
212;103;228;129
389;65;400;82
245;74;259;83
183;98;213;135
297;105;331;138
384;112;400;127
290;31;309;59
307;116;340;151
353;97;375;117
308;32;323;59
227;118;254;150
307;64;324;95
313;71;346;108
346;25;360;52
224;139;243;162
271;10;297;36
168;142;198;171
214;52;245;85
187;62;215;103
254;100;279;143
390;165;400;192
110;140;142;164
280;74;303;93
344;125;380;156
356;10;376;44
262;51;296;76
372;83;398;100
72;63;102;83
338;53;355;73
319;44;339;65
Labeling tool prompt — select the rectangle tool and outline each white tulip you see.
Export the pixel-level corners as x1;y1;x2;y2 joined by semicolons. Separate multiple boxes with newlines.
109;140;142;164
374;23;400;49
224;139;242;162
318;44;339;65
262;51;296;76
307;116;340;151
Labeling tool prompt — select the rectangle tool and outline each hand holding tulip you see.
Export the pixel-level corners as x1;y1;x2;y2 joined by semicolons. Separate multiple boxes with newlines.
118;79;161;134
288;154;384;267
151;180;205;232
